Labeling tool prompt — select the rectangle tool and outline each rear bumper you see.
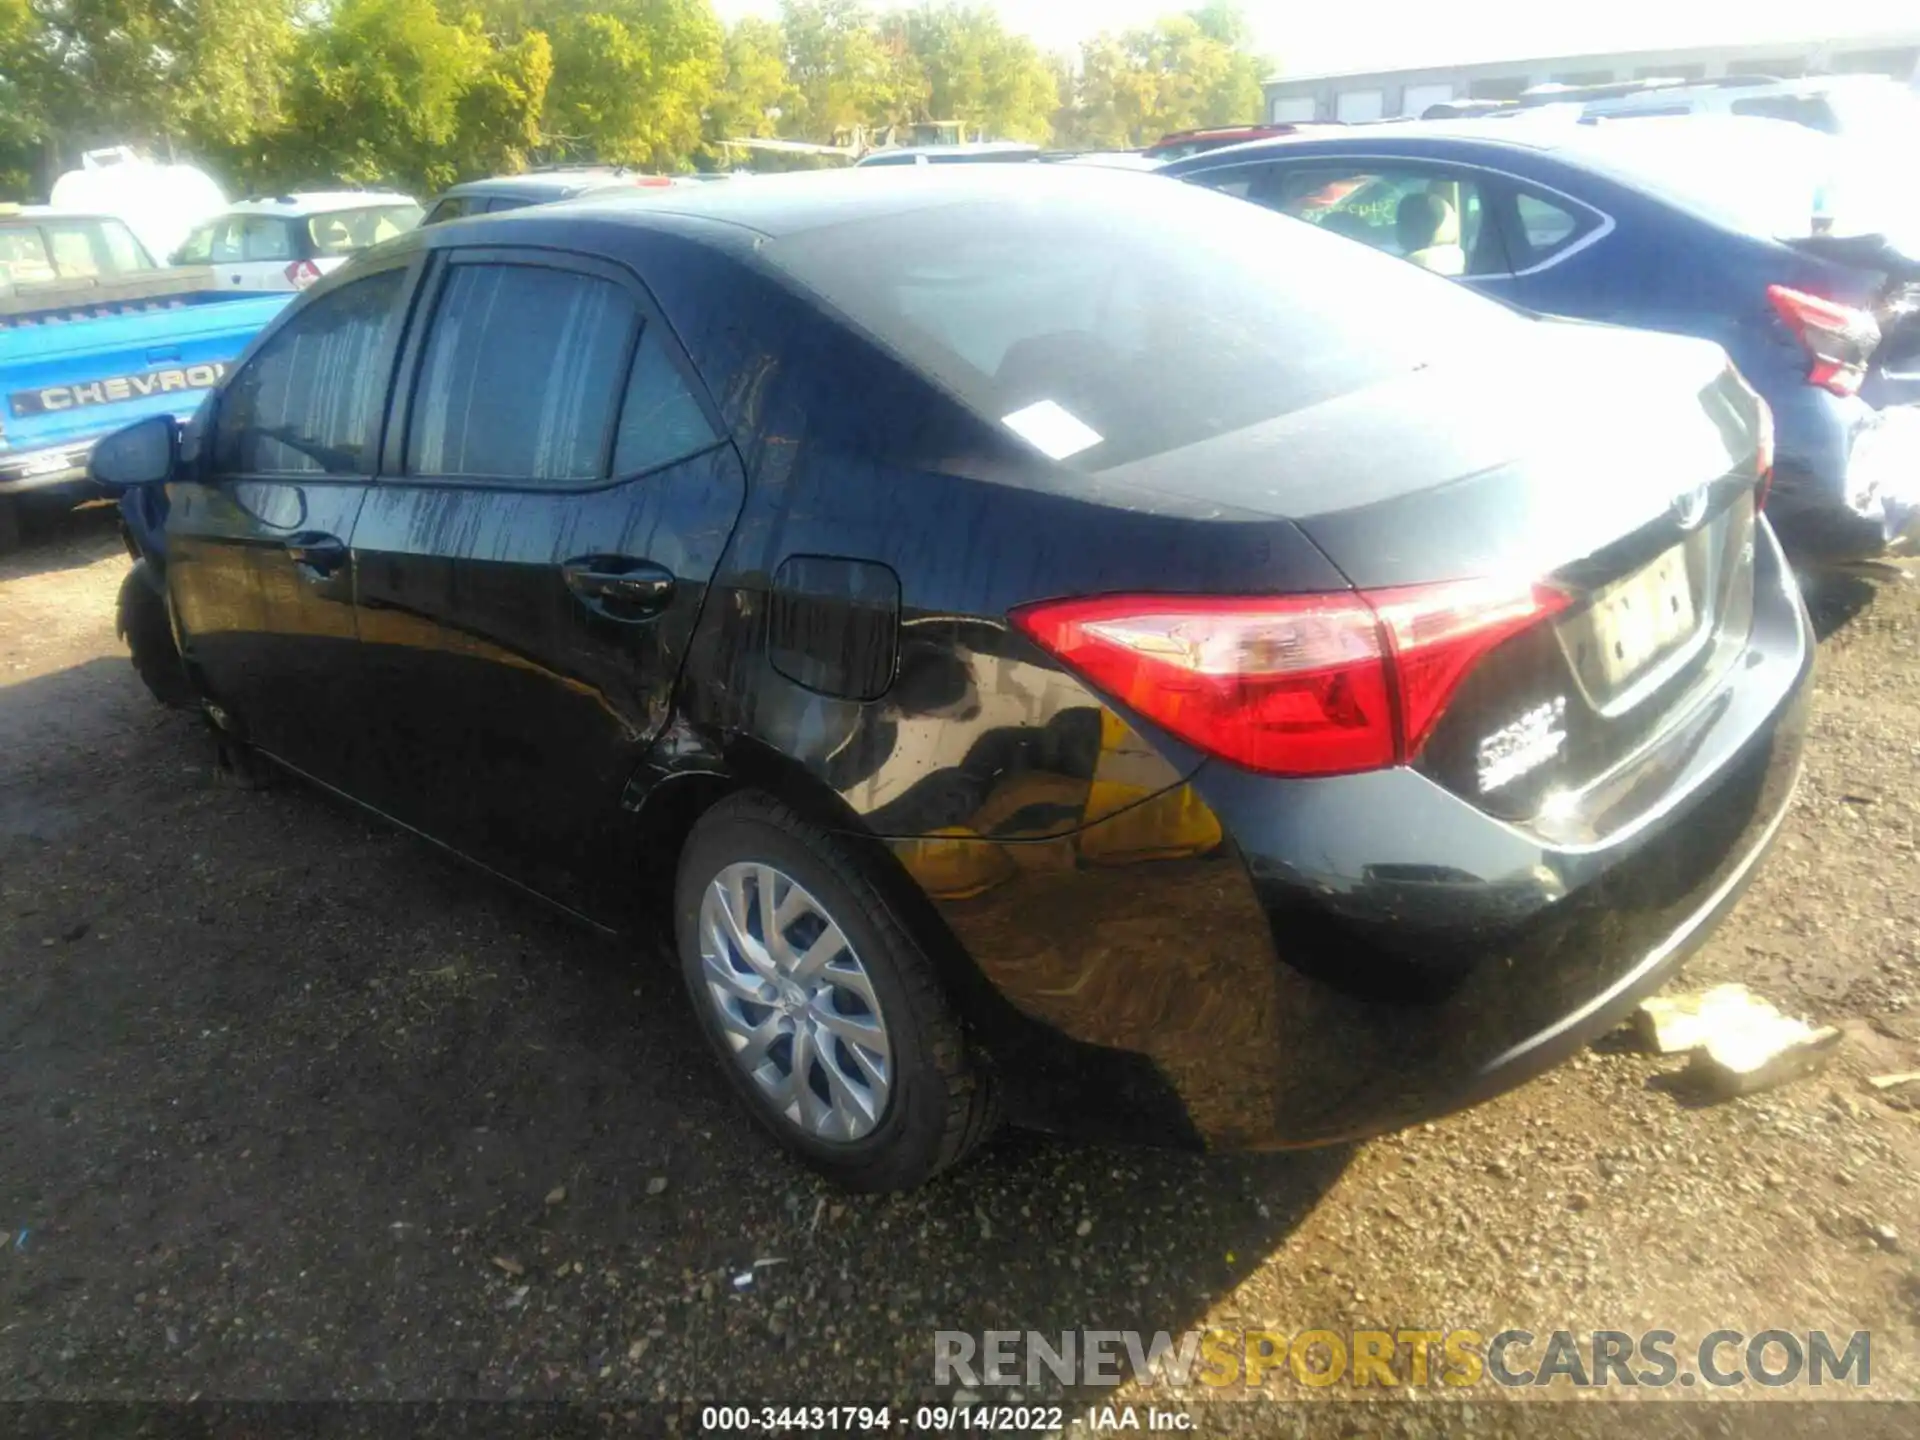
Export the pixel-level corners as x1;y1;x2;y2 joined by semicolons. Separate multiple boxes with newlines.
0;439;96;497
898;520;1814;1148
1768;388;1920;560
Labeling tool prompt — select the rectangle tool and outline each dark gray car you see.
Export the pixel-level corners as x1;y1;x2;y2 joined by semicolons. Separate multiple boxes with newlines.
421;169;685;225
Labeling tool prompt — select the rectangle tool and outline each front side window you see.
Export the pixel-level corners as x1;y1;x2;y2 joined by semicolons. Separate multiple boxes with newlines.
215;269;404;475
98;220;153;272
209;220;245;264
407;263;635;484
239;216;296;262
174;225;215;265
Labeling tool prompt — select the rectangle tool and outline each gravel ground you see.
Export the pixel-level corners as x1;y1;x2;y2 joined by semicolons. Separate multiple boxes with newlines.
2;509;1917;1435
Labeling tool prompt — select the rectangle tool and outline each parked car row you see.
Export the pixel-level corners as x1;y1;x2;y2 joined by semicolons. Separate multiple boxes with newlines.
94;159;1811;1190
1159;114;1920;562
0;167;694;547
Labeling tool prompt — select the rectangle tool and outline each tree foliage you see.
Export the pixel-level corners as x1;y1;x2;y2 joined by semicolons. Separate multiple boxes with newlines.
904;3;1057;143
0;0;1268;198
1056;6;1268;149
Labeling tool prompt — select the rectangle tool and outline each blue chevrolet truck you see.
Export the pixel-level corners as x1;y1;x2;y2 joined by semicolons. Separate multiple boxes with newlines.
0;207;288;551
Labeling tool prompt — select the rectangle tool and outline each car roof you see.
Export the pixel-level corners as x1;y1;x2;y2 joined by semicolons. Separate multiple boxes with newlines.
222;192;418;217
1160;118;1560;167
856;142;1041;162
439;171;663;201
0;206;127;223
464;162;1170;242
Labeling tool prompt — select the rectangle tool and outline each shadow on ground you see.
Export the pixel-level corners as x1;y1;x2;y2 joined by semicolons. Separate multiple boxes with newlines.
0;502;121;584
0;655;1350;1403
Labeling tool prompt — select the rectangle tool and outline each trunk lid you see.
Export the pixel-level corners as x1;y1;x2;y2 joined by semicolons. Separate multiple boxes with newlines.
1096;317;1769;822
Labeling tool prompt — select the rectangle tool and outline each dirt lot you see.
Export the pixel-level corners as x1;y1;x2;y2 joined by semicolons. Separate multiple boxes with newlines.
2;509;1918;1433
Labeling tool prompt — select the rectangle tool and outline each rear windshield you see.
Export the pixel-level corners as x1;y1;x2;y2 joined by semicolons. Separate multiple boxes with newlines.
0;218;152;281
306;204;424;256
762;177;1517;471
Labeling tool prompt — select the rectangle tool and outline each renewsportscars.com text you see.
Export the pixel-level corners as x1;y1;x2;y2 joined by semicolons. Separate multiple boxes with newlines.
934;1328;1872;1390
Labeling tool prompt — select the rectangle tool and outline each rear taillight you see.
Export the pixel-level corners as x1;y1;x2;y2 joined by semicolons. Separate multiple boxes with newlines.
1728;363;1775;508
1767;285;1880;398
1011;580;1568;778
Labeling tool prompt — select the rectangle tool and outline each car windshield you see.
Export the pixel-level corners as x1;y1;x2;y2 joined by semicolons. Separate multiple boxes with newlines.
1573;118;1920;244
305;204;424;256
763;175;1518;471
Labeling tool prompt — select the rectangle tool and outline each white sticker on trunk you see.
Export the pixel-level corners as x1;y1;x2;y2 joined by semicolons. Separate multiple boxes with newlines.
1001;400;1102;461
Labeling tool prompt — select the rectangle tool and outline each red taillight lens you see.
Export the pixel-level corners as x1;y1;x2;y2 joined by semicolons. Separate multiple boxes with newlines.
1011;580;1568;778
1766;285;1880;399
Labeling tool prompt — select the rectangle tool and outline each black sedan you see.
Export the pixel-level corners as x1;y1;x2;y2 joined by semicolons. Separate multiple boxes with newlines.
94;166;1810;1190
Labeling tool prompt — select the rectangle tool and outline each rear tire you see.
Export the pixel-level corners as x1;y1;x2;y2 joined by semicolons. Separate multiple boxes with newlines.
674;792;998;1191
117;562;196;710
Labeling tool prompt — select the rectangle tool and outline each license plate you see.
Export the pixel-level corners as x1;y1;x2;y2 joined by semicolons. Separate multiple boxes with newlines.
1588;545;1697;689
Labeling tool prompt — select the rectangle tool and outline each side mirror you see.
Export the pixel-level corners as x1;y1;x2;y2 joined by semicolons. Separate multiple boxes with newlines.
89;415;178;490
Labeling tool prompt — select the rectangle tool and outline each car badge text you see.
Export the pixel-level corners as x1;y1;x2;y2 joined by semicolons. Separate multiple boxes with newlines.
1478;696;1569;793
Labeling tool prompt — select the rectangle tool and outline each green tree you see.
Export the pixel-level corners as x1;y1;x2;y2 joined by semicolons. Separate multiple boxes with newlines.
448;26;553;178
0;0;296;177
704;14;798;168
536;0;723;169
780;0;914;139
903;2;1056;142
1055;4;1267;150
275;0;545;195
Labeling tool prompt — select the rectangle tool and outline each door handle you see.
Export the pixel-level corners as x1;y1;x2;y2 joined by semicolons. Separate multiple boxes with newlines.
562;556;675;622
285;531;348;577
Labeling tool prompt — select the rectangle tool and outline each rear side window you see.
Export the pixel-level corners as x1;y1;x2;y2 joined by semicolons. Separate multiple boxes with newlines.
308;204;422;257
215;269;404;475
1731;95;1840;133
422;197;476;225
407;263;635;484
613;326;719;474
484;197;533;213
1508;190;1601;267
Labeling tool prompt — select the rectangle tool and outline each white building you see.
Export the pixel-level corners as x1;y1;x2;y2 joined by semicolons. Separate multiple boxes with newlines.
1263;31;1920;123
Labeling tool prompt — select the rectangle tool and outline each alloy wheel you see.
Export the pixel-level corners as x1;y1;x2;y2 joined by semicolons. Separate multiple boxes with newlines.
697;861;894;1141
